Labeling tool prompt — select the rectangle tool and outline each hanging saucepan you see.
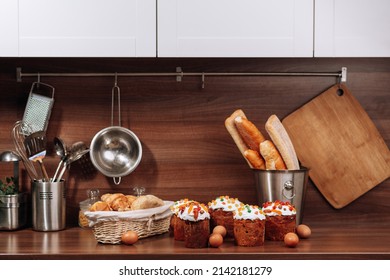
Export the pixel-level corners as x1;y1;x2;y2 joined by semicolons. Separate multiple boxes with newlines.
90;76;142;185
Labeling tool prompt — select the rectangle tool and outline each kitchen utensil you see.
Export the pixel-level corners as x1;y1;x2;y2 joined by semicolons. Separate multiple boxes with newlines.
282;84;390;208
0;151;21;192
32;180;66;231
90;78;142;185
254;168;309;225
74;149;96;179
56;141;90;182
24;131;49;181
22;81;55;134
11;121;39;180
52;137;68;182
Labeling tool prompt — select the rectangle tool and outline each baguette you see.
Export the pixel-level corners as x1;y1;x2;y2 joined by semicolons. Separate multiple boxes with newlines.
225;109;255;168
260;140;287;170
265;115;300;170
244;149;266;169
234;116;266;152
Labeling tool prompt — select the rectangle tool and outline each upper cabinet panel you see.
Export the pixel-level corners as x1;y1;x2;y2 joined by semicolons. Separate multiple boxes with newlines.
315;0;390;57
17;0;156;57
158;0;314;57
0;0;19;56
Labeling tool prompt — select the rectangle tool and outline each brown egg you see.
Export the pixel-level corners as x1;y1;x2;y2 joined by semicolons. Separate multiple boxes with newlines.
121;230;139;245
296;224;311;239
284;232;299;248
212;225;227;237
209;233;224;248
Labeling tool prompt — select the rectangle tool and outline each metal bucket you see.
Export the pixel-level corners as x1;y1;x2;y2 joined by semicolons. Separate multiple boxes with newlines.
32;180;66;231
254;168;309;225
0;193;27;230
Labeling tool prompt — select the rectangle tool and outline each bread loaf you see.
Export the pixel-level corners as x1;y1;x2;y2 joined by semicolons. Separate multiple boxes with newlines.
225;110;253;166
225;109;266;169
131;195;165;210
244;149;266;169
260;140;287;170
234;116;265;152
265;115;300;170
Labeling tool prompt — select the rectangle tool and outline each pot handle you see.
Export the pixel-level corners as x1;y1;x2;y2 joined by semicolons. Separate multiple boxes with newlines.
113;177;121;185
111;74;121;127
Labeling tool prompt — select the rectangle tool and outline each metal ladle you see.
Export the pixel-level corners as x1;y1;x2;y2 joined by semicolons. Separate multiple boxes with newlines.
56;141;90;182
52;137;68;182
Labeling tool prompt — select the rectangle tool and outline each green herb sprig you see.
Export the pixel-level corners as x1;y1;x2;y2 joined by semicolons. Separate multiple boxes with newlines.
0;177;17;195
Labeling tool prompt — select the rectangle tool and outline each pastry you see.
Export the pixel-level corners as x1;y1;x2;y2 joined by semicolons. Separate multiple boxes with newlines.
100;193;112;202
177;201;210;248
233;204;266;246
131;195;165;210
103;193;130;211
262;200;296;241
125;195;137;207
170;198;194;241
89;201;111;211
208;196;243;238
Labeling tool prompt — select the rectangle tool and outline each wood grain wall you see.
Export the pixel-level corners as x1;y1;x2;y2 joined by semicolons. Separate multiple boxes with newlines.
1;58;389;227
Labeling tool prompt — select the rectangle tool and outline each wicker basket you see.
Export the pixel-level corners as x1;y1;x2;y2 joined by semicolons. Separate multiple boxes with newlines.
85;201;173;244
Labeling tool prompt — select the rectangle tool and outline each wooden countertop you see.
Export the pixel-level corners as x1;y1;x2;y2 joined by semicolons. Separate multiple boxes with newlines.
1;224;389;260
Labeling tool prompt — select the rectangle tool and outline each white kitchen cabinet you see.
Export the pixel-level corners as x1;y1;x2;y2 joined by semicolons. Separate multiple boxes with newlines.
15;0;156;57
158;0;314;57
0;0;19;56
315;0;390;57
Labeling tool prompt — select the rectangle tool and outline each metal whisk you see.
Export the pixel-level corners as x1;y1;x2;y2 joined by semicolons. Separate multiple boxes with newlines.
12;121;39;180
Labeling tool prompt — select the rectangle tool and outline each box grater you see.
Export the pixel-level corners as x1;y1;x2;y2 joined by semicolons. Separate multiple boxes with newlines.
22;82;55;134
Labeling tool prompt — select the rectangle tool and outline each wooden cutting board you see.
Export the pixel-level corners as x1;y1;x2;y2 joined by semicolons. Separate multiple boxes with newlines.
282;84;390;209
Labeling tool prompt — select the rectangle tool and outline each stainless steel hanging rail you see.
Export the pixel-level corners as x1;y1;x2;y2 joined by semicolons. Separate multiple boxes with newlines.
16;66;347;84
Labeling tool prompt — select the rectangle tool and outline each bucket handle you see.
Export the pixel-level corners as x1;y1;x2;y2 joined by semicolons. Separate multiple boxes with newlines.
282;180;296;199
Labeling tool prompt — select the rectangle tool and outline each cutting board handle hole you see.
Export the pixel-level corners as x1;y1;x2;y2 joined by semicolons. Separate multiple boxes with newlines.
336;88;344;96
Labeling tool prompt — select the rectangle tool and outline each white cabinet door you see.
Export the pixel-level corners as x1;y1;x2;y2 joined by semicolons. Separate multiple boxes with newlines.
315;0;390;57
0;0;18;56
18;0;156;57
158;0;313;57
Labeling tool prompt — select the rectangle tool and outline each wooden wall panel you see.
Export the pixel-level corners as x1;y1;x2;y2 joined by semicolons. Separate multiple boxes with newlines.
1;58;389;226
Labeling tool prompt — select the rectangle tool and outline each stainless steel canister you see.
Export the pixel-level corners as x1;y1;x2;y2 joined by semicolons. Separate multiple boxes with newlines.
32;180;66;231
254;168;309;225
0;193;27;230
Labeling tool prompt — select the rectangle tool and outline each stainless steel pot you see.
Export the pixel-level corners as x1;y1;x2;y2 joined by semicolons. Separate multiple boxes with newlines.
90;77;142;185
90;126;142;184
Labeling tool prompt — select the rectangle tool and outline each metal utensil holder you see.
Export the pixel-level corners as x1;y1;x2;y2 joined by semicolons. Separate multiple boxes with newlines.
32;180;66;231
0;193;27;230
